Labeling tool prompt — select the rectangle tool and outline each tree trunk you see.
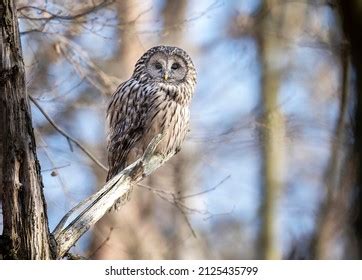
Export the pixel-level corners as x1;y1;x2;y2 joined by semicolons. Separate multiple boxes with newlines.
0;0;51;259
257;0;286;260
337;0;362;259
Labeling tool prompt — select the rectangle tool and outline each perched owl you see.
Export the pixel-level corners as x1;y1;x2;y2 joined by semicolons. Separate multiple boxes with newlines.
106;45;197;183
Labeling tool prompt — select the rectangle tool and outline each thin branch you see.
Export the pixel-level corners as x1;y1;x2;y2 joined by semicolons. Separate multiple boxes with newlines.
20;27;48;35
29;95;108;172
87;227;114;259
136;176;231;238
179;175;231;200
174;199;197;238
17;0;114;21
42;164;71;172
136;185;198;237
137;175;231;201
137;182;176;197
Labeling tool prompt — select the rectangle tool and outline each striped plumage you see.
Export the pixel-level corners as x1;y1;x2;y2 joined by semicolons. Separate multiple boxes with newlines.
106;46;196;182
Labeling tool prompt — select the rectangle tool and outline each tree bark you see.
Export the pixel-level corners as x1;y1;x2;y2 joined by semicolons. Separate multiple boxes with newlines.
337;0;362;259
0;0;51;259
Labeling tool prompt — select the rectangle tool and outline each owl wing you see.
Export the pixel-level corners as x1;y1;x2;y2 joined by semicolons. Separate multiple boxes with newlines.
106;79;149;180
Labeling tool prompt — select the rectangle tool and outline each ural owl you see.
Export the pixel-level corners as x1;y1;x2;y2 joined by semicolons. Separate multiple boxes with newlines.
107;45;197;183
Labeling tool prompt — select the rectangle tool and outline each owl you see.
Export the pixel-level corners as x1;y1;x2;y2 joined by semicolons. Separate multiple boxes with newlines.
106;45;197;184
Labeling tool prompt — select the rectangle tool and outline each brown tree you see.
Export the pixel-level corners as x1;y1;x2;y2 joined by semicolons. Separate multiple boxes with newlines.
337;0;362;259
0;0;51;259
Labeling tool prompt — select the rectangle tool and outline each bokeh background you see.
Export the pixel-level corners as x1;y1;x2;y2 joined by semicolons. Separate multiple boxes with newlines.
3;0;358;259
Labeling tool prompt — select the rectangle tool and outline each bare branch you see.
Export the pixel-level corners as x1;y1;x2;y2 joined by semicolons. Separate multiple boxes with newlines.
174;200;197;238
52;132;176;259
17;0;114;21
20;26;49;35
136;175;231;238
87;227;114;259
29;95;108;172
137;174;231;207
179;175;231;200
41;164;71;173
136;183;197;237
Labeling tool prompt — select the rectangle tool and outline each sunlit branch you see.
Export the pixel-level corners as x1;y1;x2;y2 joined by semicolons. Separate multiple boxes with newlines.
52;132;176;259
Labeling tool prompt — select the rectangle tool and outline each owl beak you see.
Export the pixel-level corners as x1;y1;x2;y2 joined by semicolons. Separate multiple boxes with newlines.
163;72;169;81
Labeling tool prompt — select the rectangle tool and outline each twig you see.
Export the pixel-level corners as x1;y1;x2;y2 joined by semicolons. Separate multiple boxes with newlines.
136;186;198;236
29;95;108;172
179;175;231;200
17;0;114;21
174;200;197;238
87;227;114;259
137;175;231;201
136;175;231;238
42;163;71;172
137;183;176;197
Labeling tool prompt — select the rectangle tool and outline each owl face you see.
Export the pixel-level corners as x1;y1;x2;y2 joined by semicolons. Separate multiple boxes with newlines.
133;46;196;87
146;52;187;83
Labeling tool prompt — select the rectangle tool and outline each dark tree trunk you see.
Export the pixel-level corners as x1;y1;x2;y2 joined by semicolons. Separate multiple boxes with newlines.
337;1;362;259
0;0;51;259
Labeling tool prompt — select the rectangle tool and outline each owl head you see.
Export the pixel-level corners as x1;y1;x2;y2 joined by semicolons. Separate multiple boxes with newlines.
132;45;196;86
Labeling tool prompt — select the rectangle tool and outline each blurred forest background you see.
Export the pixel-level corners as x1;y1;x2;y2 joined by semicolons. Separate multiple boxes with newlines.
1;0;362;259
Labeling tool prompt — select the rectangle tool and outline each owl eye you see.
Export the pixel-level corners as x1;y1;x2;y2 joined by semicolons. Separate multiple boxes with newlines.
154;62;162;70
171;63;180;70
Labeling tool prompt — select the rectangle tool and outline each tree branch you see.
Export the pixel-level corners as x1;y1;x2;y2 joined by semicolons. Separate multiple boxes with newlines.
52;133;175;259
17;0;114;21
